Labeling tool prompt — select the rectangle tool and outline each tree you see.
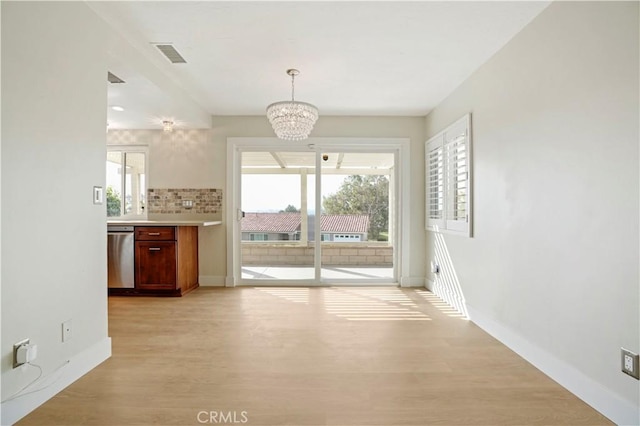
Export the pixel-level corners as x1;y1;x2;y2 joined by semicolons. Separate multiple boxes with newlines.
107;186;121;217
323;175;388;241
280;204;300;213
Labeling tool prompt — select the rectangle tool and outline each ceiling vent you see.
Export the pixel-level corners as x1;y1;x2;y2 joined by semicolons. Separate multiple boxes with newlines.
155;44;187;64
107;72;125;84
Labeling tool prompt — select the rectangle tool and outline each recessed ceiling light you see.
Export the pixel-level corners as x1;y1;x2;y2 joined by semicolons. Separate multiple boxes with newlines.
111;105;124;112
162;120;174;133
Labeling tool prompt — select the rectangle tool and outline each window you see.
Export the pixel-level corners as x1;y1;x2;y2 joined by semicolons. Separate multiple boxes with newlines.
426;114;472;237
333;234;362;242
107;147;147;218
250;233;268;241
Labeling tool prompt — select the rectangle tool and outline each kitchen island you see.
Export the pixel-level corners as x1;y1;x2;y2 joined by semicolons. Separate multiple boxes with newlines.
107;219;222;227
107;220;221;297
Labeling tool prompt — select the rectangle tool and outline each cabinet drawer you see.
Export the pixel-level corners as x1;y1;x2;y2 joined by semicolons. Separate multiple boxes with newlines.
135;227;175;241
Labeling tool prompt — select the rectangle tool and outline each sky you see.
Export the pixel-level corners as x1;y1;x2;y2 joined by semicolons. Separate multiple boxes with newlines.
241;174;347;213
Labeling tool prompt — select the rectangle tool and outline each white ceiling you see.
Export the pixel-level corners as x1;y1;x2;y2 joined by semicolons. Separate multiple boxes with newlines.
95;1;550;129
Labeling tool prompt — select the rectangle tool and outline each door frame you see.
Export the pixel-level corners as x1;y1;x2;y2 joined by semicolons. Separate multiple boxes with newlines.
226;137;411;287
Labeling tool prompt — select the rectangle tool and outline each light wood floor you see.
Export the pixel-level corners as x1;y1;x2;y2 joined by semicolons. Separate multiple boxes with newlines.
20;287;611;425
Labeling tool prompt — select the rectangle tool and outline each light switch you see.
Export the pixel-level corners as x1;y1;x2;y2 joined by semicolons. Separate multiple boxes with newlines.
93;186;103;205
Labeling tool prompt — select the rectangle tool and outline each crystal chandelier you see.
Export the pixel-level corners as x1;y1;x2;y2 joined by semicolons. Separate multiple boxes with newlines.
266;69;318;141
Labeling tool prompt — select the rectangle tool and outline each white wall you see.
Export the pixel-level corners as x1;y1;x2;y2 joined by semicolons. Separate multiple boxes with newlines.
424;2;639;424
107;129;218;189
1;3;111;423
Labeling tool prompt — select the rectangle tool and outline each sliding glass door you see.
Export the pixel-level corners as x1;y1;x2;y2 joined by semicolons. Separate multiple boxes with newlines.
235;143;398;285
240;151;316;280
319;152;394;281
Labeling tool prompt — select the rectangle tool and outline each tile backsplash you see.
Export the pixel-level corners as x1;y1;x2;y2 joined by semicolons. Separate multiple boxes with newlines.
147;188;222;214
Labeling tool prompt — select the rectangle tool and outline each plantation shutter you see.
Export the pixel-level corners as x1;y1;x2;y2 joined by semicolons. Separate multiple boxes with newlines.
425;114;472;237
444;120;469;233
426;135;445;229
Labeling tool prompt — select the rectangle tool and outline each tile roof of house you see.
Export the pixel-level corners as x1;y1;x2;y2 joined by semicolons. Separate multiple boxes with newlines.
241;212;301;233
241;212;370;234
320;214;370;233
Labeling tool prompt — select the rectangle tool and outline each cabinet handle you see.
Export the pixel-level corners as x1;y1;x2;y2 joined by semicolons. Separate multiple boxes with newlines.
149;248;161;251
147;232;161;236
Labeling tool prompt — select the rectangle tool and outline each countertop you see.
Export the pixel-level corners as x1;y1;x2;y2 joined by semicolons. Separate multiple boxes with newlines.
107;220;222;227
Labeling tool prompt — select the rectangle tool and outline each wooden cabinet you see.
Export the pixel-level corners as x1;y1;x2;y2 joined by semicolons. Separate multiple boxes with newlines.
134;226;199;296
135;227;176;241
136;241;177;290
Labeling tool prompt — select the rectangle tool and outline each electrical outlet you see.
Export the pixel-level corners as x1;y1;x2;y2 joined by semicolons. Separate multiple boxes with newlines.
13;339;29;368
17;344;37;364
62;320;72;342
621;348;639;379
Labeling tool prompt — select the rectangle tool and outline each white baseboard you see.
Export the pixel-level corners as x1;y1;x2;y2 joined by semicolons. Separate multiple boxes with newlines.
198;275;226;287
400;276;425;288
1;337;112;425
467;305;639;426
429;278;468;317
425;278;434;291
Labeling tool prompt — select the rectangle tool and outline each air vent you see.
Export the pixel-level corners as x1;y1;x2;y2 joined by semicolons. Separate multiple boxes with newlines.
107;72;125;84
155;44;187;64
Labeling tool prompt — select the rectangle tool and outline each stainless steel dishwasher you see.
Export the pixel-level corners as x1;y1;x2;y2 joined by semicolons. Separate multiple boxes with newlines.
107;225;135;288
